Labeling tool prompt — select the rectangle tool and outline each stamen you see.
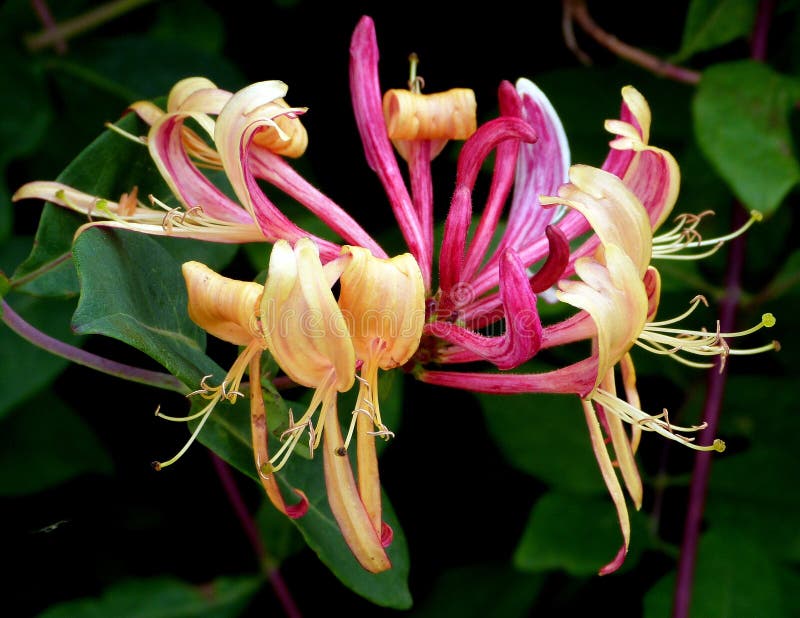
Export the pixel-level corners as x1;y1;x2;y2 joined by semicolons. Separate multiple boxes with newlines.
154;404;212;422
637;310;776;368
151;398;217;470
593;390;725;453
407;52;424;94
103;121;148;146
152;343;259;470
653;209;763;260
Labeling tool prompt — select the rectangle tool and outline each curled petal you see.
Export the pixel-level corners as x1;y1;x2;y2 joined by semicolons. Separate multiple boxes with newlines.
167;77;220;112
323;397;391;573
529;225;569;293
620;147;680;233
461;81;525;282
383;88;476;140
430;249;541;370
557;245;648;389
440;117;537;295
250;353;308;519
149;112;254;224
214;81;342;260
182;261;262;345
543;165;652;278
583;400;630;576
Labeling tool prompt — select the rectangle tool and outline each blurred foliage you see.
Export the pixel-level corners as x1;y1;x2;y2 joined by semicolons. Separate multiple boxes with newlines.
1;0;798;617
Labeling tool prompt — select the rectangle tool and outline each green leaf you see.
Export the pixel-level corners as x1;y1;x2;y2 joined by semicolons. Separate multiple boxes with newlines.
513;491;647;576
0;391;112;495
693;61;800;214
675;0;758;61
706;376;800;561
644;528;786;618
706;445;800;561
478;392;604;493
36;574;262;618
410;564;542;618
71;228;218;386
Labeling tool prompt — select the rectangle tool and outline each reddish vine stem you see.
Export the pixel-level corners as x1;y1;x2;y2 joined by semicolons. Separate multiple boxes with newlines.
209;452;303;618
672;3;774;616
562;0;701;84
1;298;187;394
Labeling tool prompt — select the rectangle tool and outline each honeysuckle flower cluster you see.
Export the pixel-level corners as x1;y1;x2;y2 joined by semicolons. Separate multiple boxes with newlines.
13;15;777;575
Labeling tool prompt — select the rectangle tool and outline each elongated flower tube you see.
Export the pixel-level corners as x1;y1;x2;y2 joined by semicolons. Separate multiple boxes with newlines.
258;238;391;572
336;246;425;537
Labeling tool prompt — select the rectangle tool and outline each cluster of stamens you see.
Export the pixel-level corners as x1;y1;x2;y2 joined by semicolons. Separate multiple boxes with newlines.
637;295;778;371
652;209;763;260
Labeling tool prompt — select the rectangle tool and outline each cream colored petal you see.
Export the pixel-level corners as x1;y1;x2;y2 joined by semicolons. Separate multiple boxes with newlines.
338;246;425;368
557;245;648;388
261;239;355;392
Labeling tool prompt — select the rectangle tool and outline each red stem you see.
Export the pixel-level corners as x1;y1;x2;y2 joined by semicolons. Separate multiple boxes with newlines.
672;3;773;615
209;452;303;618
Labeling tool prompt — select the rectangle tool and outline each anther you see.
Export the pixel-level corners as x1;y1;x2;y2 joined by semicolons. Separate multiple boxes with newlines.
335;447;347;456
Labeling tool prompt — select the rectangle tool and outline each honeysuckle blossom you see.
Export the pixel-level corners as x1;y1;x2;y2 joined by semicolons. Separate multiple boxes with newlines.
174;238;424;572
13;13;778;575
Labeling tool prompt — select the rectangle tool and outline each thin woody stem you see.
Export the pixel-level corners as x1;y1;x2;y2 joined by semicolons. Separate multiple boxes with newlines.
562;0;701;85
672;5;774;616
24;0;157;52
1;299;188;394
29;0;67;54
208;453;303;618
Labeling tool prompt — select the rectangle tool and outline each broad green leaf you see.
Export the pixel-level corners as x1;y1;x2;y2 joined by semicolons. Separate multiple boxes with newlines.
644;528;785;618
36;574;262;618
410;564;542;618
693;61;800;214
675;0;758;61
0;391;112;495
71;228;217;386
706;376;800;561
706;445;800;561
764;250;800;300
11;205;83;297
478;392;604;493
514;491;646;576
0;291;82;418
